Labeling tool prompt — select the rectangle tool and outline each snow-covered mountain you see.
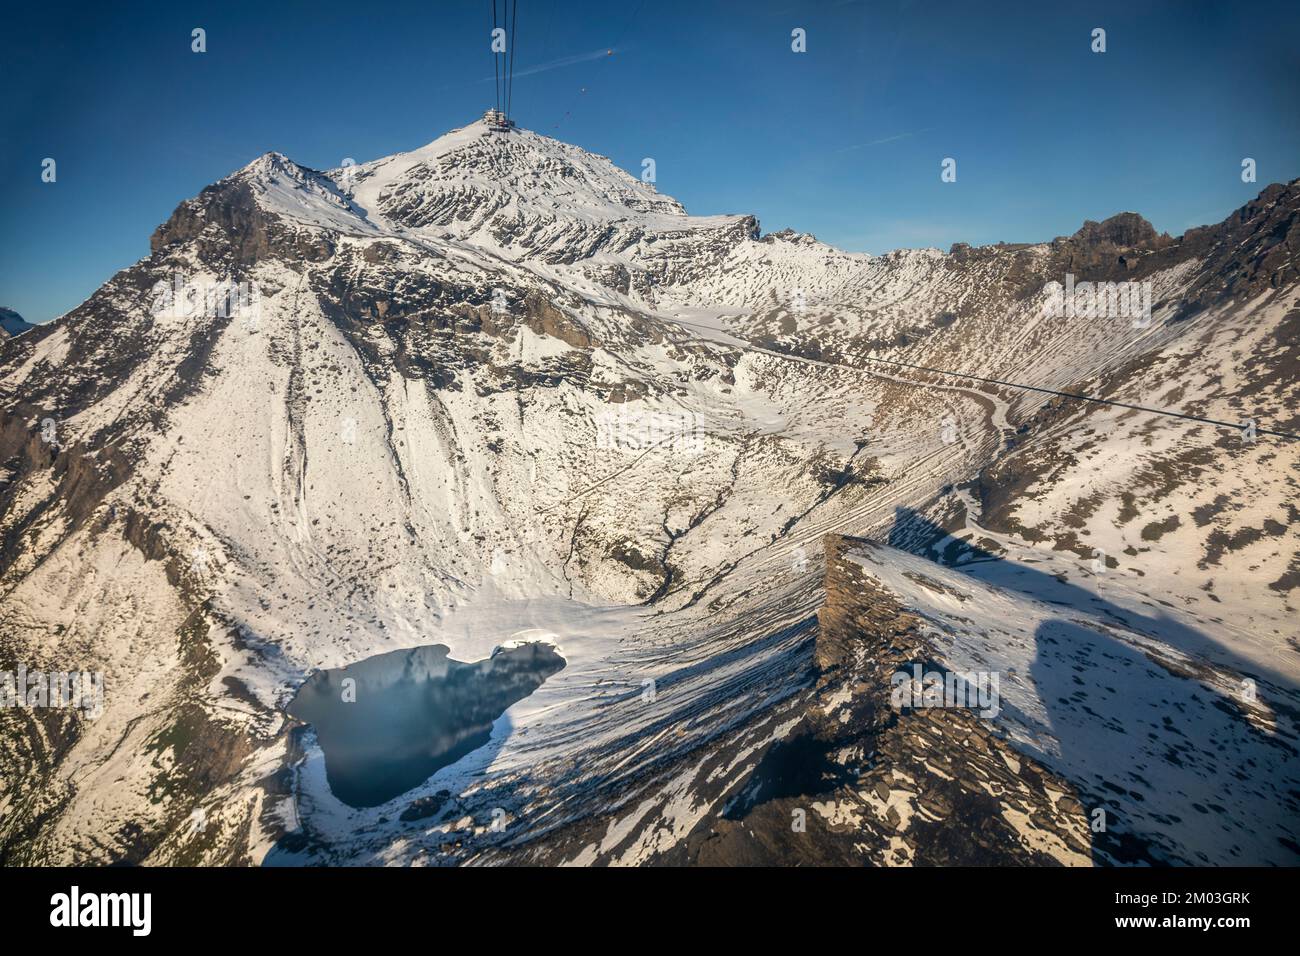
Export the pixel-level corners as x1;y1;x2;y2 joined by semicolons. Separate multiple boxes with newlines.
1;113;1296;866
0;308;33;338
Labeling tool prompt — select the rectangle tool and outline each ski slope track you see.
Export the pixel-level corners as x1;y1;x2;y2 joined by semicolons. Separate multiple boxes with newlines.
1;116;1296;866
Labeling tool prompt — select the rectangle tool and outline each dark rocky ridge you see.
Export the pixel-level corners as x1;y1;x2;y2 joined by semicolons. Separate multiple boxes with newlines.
660;535;1090;865
746;180;1300;370
494;534;1091;865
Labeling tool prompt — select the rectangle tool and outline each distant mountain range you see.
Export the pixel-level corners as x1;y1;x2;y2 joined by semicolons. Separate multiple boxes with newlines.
0;307;32;337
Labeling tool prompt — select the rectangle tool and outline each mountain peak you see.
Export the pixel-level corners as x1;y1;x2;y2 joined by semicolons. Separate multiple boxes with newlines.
348;115;691;225
1069;211;1165;249
235;150;303;179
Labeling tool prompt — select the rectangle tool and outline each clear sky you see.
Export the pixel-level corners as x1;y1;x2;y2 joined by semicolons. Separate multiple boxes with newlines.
3;0;1298;324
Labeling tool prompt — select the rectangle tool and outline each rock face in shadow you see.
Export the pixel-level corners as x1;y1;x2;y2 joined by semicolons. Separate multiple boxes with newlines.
288;642;565;809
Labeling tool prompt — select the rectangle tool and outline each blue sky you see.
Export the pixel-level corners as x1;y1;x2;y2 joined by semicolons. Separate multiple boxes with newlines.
3;0;1298;324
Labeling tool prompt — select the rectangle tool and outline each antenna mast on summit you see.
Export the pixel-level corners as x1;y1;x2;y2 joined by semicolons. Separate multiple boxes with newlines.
507;0;519;122
492;0;501;115
487;0;519;132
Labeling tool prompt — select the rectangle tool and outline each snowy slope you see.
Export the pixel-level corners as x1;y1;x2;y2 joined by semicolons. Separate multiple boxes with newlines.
0;114;1296;866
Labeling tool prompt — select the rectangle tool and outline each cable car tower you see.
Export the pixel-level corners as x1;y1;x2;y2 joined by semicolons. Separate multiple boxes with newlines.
484;108;513;133
487;0;518;133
